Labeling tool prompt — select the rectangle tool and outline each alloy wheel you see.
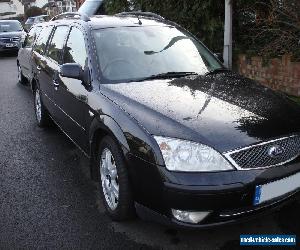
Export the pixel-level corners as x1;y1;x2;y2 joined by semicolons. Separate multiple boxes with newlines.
17;65;22;83
35;89;42;123
100;148;119;210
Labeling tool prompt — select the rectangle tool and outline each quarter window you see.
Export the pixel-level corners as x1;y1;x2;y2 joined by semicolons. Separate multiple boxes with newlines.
64;27;87;68
24;26;42;48
47;26;69;64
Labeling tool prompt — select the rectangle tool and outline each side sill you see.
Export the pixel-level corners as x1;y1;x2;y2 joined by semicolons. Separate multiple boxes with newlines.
48;114;90;159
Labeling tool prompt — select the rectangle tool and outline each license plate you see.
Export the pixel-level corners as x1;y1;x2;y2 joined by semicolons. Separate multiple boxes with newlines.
254;172;300;205
6;43;14;48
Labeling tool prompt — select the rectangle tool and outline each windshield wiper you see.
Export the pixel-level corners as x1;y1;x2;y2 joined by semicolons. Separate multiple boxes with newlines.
205;68;230;76
134;72;199;82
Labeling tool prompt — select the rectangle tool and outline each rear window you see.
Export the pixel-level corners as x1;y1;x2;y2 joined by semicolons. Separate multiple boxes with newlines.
25;18;35;24
34;26;53;55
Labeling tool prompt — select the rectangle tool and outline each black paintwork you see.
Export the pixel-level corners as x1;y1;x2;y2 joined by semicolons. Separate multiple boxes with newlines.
17;24;43;82
101;73;300;153
29;15;300;228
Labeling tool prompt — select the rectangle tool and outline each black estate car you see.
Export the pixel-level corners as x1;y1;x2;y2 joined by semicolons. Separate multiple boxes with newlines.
17;24;43;84
29;13;300;228
0;20;26;53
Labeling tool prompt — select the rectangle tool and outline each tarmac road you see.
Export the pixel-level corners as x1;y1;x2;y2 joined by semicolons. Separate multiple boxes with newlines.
0;53;299;250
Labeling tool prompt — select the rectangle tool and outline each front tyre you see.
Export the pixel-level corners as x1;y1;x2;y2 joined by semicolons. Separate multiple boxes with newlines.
34;87;50;127
98;136;135;221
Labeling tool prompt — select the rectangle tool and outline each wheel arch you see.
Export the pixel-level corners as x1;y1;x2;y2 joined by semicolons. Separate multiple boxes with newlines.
89;115;130;180
31;78;38;93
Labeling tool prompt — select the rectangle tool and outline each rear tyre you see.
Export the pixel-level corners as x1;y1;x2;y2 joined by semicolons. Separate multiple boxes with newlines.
17;64;26;85
33;86;51;127
97;136;135;221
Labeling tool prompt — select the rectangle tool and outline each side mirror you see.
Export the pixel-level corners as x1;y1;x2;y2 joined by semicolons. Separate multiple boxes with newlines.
60;63;83;80
214;53;224;63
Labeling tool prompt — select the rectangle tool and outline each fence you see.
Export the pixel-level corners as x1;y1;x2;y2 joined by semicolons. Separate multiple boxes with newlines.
237;54;300;96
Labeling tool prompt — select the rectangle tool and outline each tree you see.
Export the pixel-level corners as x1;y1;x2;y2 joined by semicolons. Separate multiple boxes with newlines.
235;0;300;60
105;0;132;13
25;6;45;18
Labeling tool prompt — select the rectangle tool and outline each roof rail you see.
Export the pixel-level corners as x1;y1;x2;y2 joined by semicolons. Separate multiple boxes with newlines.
116;11;164;21
51;12;90;22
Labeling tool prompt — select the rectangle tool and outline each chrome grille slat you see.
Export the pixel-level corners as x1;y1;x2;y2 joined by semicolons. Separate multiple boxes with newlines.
0;37;19;43
224;135;300;169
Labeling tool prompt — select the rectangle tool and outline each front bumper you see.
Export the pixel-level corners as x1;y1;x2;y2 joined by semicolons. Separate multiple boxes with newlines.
162;159;300;228
0;43;20;52
136;190;300;229
128;154;300;228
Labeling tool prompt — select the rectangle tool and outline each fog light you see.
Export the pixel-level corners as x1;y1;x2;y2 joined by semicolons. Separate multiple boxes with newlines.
171;209;210;224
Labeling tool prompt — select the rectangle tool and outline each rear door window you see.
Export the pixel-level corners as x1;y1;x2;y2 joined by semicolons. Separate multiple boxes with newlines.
46;26;69;64
34;26;53;55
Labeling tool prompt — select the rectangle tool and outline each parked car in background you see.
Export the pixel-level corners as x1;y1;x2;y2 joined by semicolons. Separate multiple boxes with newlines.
24;15;49;31
29;13;300;228
17;24;43;84
0;20;26;53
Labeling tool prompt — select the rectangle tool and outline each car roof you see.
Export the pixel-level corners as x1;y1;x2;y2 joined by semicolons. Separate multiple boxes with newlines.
51;14;172;30
89;15;170;29
47;19;76;27
27;15;48;20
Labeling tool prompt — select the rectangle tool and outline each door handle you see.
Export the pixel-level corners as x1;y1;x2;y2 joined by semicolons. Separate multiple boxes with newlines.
53;79;59;90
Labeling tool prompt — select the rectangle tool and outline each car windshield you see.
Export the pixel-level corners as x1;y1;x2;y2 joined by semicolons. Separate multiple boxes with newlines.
93;25;223;83
0;21;23;32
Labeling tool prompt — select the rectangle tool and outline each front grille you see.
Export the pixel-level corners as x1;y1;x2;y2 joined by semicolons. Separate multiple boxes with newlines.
224;135;300;169
0;37;20;43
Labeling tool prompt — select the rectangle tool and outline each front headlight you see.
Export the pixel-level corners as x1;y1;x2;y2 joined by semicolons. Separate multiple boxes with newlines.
154;136;234;172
